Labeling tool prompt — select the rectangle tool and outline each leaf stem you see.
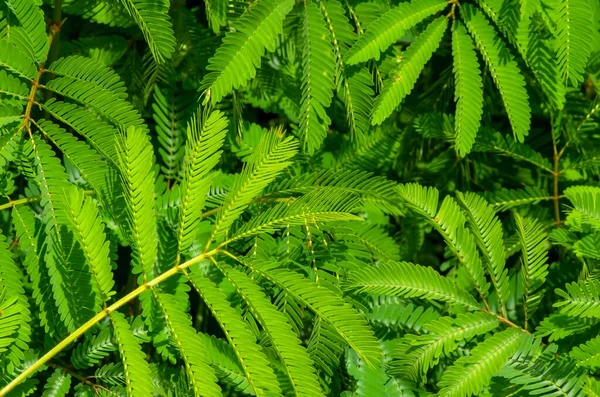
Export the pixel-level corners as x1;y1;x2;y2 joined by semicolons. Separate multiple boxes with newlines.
0;248;219;396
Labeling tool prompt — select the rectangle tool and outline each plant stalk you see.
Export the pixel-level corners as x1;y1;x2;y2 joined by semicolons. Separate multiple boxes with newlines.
0;248;219;396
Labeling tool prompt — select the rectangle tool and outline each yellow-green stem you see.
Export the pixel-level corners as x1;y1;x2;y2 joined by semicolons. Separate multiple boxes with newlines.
0;248;218;396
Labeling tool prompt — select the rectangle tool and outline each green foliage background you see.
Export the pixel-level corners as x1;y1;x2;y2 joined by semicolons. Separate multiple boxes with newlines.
0;0;600;395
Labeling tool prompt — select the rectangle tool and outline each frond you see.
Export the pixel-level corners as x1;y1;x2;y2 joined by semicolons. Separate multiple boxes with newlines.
500;336;588;396
29;136;97;332
208;130;299;246
65;187;115;305
268;169;402;215
367;300;440;333
153;292;221;397
372;16;448;125
554;0;595;86
117;0;176;63
41;101;119;164
152;85;194;182
109;311;153;397
333;221;401;262
451;22;483;157
345;0;448;64
564;186;600;230
307;316;345;381
390;313;499;382
116;126;158;278
456;192;509;315
200;0;295;104
399;183;489;298
0;129;22;174
484;187;553;212
178;110;228;254
437;328;527;397
5;0;48;62
214;262;323;397
36;119;116;203
461;4;530;142
570;334;600;368
71;327;117;369
198;333;252;394
515;214;549;326
12;206;64;337
245;258;383;367
554;279;600;318
345;261;480;309
320;0;374;140
473;129;552;173
0;38;37;79
187;268;281;396
535;313;598;341
45;57;146;131
224;190;363;245
42;368;72;397
299;2;336;154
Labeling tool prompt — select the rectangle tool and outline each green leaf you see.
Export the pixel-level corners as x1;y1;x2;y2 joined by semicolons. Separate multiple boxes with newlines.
187;268;282;396
116;126;158;278
41;368;71;397
554;0;595;86
153;292;222;397
571;334;600;368
451;22;483;156
110;311;153;397
554;279;600;318
209;130;298;246
215;262;323;397
201;0;295;104
515;214;549;326
345;0;448;64
117;0;176;63
177;110;228;254
345;261;480;309
246;259;383;367
299;2;336;155
462;4;530;142
438;328;526;397
372;16;448;125
5;0;48;62
391;313;500;382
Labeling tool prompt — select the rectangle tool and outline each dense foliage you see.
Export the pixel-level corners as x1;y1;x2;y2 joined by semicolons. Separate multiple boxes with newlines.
0;0;600;395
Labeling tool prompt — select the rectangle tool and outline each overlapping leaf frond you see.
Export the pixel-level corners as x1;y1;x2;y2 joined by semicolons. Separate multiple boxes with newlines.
214;261;323;397
209;130;299;246
187;268;281;396
177;110;228;254
390;313;499;382
461;4;530;142
299;2;336;155
116;126;158;278
244;258;383;367
451;22;483;156
457;192;509;314
554;0;595;86
201;0;295;104
515;214;549;326
65;187;115;305
554;279;600;318
153;292;221;396
0;233;31;375
372;17;448;125
109;312;153;397
117;0;176;63
399;183;489;298
345;261;480;309
345;0;448;64
438;328;527;397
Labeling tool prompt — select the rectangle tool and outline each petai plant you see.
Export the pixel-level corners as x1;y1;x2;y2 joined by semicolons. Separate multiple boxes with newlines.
0;0;600;396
